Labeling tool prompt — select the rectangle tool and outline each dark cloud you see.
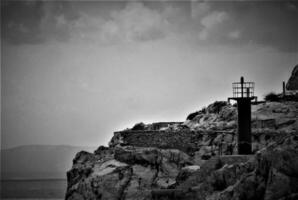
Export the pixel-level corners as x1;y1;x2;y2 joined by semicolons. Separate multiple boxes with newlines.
1;1;44;44
194;1;298;52
232;1;298;52
1;1;297;52
1;1;172;45
1;0;79;44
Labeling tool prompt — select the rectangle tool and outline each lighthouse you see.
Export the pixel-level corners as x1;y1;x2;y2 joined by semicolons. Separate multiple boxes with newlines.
228;77;256;154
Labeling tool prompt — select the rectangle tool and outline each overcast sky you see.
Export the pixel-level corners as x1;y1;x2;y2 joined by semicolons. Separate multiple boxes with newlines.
1;0;298;149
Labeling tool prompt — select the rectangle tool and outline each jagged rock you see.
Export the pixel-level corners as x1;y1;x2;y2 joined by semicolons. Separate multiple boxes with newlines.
94;146;109;154
176;165;200;184
187;111;201;120
219;105;237;121
175;155;254;199
127;165;157;199
66;146;194;200
114;146;161;166
94;146;113;160
115;146;192;189
186;109;206;120
286;65;298;90
171;135;298;200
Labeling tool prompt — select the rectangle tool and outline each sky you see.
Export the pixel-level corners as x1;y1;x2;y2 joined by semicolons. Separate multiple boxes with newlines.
1;0;298;149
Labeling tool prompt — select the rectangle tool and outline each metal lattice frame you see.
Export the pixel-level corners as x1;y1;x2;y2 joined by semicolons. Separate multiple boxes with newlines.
232;82;255;98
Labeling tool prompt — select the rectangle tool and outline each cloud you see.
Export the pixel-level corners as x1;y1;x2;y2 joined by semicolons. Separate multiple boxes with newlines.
229;1;298;52
201;11;228;28
193;1;298;52
73;2;171;44
104;2;169;42
2;1;297;52
1;1;79;44
1;1;175;45
191;1;210;19
228;30;240;40
198;29;208;40
199;11;228;40
286;2;298;11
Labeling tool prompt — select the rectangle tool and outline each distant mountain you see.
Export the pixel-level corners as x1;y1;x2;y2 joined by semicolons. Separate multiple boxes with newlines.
1;145;96;180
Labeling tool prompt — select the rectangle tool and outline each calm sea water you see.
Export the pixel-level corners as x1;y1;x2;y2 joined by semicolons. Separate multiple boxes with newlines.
1;179;67;199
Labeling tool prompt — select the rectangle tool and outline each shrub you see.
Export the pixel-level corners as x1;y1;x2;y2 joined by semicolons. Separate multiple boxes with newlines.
207;101;227;114
186;107;207;120
131;122;146;131
186;111;199;120
264;92;279;102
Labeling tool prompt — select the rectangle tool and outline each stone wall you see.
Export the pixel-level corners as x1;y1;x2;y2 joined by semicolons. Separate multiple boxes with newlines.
110;130;203;153
109;128;294;157
109;130;239;155
151;122;183;130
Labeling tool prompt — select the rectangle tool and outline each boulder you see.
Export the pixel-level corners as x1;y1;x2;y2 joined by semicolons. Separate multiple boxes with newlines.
286;65;298;90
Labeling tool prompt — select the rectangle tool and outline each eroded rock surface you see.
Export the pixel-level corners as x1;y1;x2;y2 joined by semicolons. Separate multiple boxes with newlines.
182;133;298;199
66;146;193;200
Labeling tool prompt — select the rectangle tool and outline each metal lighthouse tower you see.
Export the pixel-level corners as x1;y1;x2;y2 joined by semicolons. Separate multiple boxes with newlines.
228;77;257;155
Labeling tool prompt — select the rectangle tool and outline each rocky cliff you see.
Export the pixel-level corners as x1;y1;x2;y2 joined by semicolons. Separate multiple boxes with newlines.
65;99;298;200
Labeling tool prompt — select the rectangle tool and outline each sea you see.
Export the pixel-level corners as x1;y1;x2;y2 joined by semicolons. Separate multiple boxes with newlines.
0;179;67;200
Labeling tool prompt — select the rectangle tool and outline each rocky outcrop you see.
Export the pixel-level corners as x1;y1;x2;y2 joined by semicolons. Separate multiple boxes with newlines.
66;130;298;200
185;101;297;133
66;146;193;200
174;133;298;200
66;100;298;200
286;65;298;90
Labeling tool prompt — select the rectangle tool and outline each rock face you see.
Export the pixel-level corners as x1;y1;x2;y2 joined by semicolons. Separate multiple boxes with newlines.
286;65;298;90
175;134;298;200
66;101;298;200
66;146;192;200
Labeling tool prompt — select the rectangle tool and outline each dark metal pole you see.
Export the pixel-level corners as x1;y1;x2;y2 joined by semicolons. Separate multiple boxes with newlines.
241;77;244;98
237;98;252;154
283;81;286;97
246;88;250;98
